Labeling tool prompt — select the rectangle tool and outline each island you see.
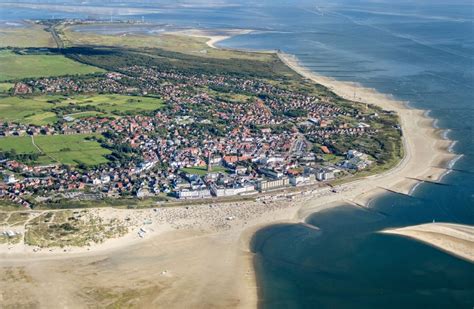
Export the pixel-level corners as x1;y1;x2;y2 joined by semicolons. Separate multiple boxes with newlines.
0;20;466;308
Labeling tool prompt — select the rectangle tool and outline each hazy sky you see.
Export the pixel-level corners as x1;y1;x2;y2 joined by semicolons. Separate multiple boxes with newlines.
2;0;472;6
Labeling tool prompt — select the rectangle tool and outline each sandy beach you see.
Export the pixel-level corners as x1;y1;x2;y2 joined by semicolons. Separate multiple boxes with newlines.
0;34;463;308
0;197;305;308
277;52;457;201
382;223;474;263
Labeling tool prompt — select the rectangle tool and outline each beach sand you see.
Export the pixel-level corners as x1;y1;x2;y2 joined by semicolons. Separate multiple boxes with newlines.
0;35;462;308
0;199;301;308
382;223;474;263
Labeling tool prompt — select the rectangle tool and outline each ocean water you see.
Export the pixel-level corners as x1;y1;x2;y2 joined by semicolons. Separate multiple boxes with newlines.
217;3;474;308
1;1;473;307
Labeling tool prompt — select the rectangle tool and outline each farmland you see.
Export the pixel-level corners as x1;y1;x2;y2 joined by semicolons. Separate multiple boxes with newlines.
0;50;104;81
0;134;111;166
0;94;165;125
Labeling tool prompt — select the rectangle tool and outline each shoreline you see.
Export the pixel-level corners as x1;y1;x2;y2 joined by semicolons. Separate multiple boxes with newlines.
1;199;302;307
381;223;474;263
167;28;254;49
0;33;462;308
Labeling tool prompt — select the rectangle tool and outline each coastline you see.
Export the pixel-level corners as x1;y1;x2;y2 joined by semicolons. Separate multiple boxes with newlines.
169;29;254;49
0;34;463;308
381;223;474;263
277;52;458;195
0;199;302;307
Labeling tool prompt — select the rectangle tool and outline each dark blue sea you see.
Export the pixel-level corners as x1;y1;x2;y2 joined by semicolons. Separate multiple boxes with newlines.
1;1;473;307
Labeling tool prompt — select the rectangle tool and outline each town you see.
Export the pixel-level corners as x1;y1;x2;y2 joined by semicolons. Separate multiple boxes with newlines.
0;47;401;208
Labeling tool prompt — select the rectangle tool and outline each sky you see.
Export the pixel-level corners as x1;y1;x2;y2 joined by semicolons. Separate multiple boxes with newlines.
1;0;472;6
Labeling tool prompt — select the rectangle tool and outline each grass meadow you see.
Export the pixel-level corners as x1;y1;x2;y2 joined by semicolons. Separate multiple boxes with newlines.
0;134;111;166
0;94;164;125
0;50;104;81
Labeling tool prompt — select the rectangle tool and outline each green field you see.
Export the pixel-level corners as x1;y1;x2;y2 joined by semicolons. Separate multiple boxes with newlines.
0;82;13;92
0;94;165;125
58;95;165;114
0;50;104;81
180;166;229;176
0;136;39;153
322;154;344;164
0;134;111;166
0;96;58;125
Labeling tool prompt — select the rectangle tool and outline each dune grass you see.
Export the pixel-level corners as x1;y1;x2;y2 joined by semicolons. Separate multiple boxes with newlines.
61;24;274;61
24;210;128;248
0;23;55;48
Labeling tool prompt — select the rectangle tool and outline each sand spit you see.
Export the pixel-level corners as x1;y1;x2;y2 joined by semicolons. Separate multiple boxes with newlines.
382;223;474;263
169;28;254;49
